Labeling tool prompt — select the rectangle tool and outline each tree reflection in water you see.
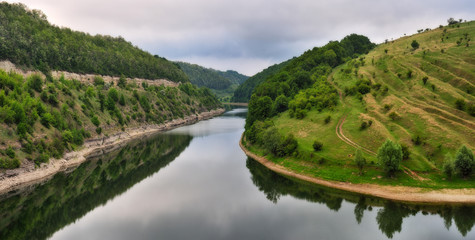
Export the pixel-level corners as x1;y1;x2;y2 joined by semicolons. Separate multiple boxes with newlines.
246;157;475;238
0;133;192;240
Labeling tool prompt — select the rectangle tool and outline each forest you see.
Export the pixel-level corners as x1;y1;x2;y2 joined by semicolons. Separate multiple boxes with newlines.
0;3;188;82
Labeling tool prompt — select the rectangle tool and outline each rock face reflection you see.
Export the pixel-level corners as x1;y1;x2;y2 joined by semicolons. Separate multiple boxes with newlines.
0;133;192;240
246;157;475;238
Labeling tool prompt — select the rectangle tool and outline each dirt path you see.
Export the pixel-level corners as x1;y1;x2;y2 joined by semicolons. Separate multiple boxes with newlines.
328;73;428;181
240;136;475;204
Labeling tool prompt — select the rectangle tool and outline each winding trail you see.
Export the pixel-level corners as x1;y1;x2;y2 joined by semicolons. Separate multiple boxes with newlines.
327;73;428;181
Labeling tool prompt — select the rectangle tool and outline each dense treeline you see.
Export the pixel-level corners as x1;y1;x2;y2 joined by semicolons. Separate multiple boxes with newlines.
245;34;375;156
232;60;290;103
0;70;220;169
217;70;248;85
176;61;248;90
0;3;188;82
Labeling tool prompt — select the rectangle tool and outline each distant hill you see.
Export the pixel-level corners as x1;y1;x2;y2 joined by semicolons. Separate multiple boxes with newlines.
0;3;188;82
232;60;291;103
176;61;248;90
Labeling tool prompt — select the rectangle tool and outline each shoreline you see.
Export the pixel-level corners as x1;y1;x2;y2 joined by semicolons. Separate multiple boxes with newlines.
0;109;225;195
239;134;475;204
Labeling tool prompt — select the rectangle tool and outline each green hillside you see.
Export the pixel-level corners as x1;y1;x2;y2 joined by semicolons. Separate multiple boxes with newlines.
0;3;221;170
232;60;290;103
243;21;475;188
0;3;188;82
176;61;248;101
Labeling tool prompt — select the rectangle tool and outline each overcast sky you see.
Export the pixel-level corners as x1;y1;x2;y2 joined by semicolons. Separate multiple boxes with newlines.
5;0;474;75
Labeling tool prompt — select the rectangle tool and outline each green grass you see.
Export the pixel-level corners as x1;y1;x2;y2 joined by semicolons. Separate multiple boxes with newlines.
246;21;475;189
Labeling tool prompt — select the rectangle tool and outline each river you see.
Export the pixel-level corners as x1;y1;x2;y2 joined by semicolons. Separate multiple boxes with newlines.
0;108;474;239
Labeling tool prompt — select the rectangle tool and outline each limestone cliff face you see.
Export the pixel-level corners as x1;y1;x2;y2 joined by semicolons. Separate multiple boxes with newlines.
0;60;179;87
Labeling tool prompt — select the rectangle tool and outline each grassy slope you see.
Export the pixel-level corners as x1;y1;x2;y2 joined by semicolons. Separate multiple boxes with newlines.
264;21;475;188
0;71;220;169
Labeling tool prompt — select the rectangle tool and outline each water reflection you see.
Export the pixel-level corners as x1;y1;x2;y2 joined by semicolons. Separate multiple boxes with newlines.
0;133;192;240
246;157;475;238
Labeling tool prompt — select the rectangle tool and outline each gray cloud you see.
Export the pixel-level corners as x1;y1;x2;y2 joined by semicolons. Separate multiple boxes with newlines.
6;0;475;75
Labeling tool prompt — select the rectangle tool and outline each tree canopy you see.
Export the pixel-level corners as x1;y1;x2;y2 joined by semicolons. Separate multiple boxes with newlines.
0;3;188;82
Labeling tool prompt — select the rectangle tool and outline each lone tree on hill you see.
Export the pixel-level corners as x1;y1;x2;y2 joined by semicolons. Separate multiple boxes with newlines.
411;40;419;50
454;145;475;178
377;139;402;177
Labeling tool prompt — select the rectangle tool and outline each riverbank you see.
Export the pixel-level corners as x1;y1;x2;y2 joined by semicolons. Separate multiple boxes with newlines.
239;135;475;204
0;109;225;195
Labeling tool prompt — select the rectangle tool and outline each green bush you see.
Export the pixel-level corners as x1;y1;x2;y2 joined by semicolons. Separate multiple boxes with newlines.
108;88;119;102
96;127;102;134
40;112;55;128
35;153;50;165
62;130;73;143
454;145;475;178
377;139;402;177
324;116;331;124
5;146;15;158
411;40;420;50
93;76;105;86
91;116;100;127
313;140;323;151
27;74;43;92
0;157;20;169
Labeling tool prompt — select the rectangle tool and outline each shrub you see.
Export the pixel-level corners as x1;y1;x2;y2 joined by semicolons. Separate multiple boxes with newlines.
388;112;399;120
454;145;475;178
412;135;423;146
139;95;151;113
422;76;428;85
119;94;126;106
377;139;402;177
360;121;368;130
91;116;100;127
27;74;43;92
5;146;15;158
354;149;366;175
35;153;50;165
96;127;102;134
40;112;55;128
313;140;323;151
455;99;466;110
108;88;119;102
401;144;410;160
93;76;105;86
411;40;419;50
118;76;127;88
295;108;307;119
406;70;413;78
62;130;73;143
324;115;331;124
0;157;20;169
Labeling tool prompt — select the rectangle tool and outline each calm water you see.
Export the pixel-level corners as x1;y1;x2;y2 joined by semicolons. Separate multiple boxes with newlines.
0;108;474;240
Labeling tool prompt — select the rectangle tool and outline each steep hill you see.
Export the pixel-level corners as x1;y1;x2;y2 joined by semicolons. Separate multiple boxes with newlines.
232;60;290;103
243;21;475;188
0;3;221;170
0;3;188;82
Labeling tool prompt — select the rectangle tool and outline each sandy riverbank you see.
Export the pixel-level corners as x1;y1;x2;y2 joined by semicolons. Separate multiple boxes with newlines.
239;135;475;204
0;109;225;195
